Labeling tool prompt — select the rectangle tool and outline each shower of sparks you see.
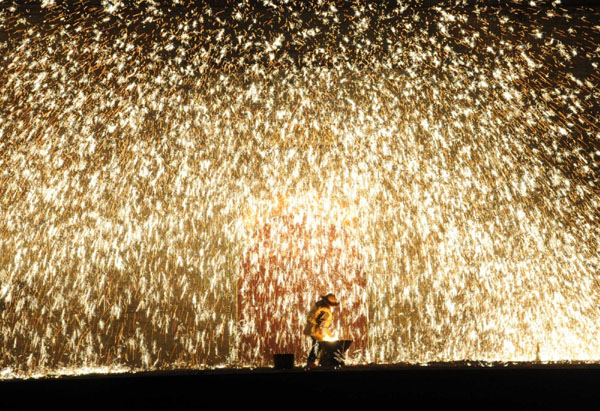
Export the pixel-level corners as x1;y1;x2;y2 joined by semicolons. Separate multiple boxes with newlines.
1;0;600;378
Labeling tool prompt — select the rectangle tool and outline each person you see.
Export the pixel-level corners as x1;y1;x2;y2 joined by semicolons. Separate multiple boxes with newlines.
303;293;339;367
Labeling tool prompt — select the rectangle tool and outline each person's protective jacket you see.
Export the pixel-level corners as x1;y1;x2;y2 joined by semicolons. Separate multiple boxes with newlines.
303;303;333;341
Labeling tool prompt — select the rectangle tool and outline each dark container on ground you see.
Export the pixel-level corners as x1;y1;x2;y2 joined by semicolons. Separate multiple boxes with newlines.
319;340;353;366
273;353;295;369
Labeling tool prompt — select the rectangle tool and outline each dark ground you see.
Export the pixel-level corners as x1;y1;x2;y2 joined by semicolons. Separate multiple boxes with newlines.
2;363;600;409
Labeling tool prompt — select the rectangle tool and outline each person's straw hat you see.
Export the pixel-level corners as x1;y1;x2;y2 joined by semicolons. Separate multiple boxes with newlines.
321;293;340;306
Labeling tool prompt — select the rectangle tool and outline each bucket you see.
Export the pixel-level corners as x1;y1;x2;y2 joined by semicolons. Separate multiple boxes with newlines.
273;353;295;369
319;340;353;367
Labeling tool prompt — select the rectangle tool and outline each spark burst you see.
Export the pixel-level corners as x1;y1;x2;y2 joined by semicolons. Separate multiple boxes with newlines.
1;0;600;378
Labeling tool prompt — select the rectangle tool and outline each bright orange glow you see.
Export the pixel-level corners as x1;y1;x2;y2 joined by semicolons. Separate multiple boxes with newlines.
239;192;367;365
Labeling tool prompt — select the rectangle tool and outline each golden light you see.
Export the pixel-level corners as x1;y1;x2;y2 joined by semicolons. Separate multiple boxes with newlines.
238;191;367;365
0;1;599;378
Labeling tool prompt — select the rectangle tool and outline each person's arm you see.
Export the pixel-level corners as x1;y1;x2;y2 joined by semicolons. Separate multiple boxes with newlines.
316;310;328;326
316;310;332;338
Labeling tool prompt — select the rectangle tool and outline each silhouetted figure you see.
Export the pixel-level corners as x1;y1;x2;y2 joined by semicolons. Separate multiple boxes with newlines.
303;293;339;367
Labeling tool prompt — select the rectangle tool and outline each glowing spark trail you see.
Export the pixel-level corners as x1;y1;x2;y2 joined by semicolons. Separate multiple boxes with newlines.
0;0;599;378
